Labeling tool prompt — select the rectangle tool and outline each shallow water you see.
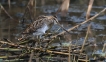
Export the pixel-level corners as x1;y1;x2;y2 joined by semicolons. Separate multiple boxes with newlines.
0;0;106;61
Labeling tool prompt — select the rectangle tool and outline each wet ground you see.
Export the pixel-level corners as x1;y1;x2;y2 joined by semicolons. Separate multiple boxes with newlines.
0;0;106;61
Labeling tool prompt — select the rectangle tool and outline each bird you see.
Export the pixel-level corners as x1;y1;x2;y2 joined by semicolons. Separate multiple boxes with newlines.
18;15;58;40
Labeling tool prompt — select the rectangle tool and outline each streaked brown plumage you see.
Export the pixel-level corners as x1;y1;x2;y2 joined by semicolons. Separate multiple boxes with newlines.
19;15;58;40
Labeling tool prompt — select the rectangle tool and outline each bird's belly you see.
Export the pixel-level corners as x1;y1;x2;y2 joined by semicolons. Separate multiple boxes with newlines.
33;24;49;36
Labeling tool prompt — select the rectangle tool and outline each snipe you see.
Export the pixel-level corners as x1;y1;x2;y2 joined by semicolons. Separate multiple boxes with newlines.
18;15;58;40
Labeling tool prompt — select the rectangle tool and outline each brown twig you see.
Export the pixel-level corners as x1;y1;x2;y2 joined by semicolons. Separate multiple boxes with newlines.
20;0;36;28
102;43;106;52
86;0;94;20
80;24;91;53
0;55;21;59
46;8;106;47
8;0;11;9
0;48;22;51
28;50;34;62
0;41;69;55
27;0;36;21
0;4;13;19
56;0;70;17
53;8;106;38
68;43;71;62
28;42;37;62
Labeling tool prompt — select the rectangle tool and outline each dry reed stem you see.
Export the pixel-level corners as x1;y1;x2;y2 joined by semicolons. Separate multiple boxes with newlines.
8;23;11;40
78;59;89;62
86;55;88;62
41;0;45;6
0;41;90;61
0;41;70;55
4;59;24;62
0;55;20;59
28;42;37;62
68;43;71;62
8;0;11;9
0;4;13;19
0;40;85;57
46;7;106;55
0;41;39;50
28;50;34;62
28;0;36;20
20;0;36;24
80;24;91;53
56;0;70;17
52;8;106;38
102;43;106;52
46;8;106;47
0;48;21;51
86;0;94;20
0;7;3;40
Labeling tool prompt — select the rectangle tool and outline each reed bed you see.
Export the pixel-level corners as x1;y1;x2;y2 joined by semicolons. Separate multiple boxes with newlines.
0;0;106;62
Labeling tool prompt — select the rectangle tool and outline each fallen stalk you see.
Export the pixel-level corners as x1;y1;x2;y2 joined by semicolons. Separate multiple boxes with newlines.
44;8;106;47
0;48;22;51
0;41;85;56
0;3;14;19
53;8;106;38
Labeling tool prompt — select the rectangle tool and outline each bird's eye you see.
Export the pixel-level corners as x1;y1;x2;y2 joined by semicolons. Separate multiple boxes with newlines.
53;15;57;18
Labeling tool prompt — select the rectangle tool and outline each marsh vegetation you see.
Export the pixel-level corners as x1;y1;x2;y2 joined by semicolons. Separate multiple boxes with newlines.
0;0;106;62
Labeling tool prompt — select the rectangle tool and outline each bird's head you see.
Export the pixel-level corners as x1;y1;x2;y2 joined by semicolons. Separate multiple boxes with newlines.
46;15;58;25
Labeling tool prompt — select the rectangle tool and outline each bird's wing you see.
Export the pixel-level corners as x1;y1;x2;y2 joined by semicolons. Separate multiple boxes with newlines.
23;16;46;34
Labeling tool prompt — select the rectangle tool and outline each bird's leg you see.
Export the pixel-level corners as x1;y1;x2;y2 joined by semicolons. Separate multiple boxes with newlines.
35;35;39;47
36;35;42;48
38;35;41;48
45;25;52;38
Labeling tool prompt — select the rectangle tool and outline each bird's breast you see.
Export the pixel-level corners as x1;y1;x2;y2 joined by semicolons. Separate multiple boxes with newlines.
33;24;49;36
